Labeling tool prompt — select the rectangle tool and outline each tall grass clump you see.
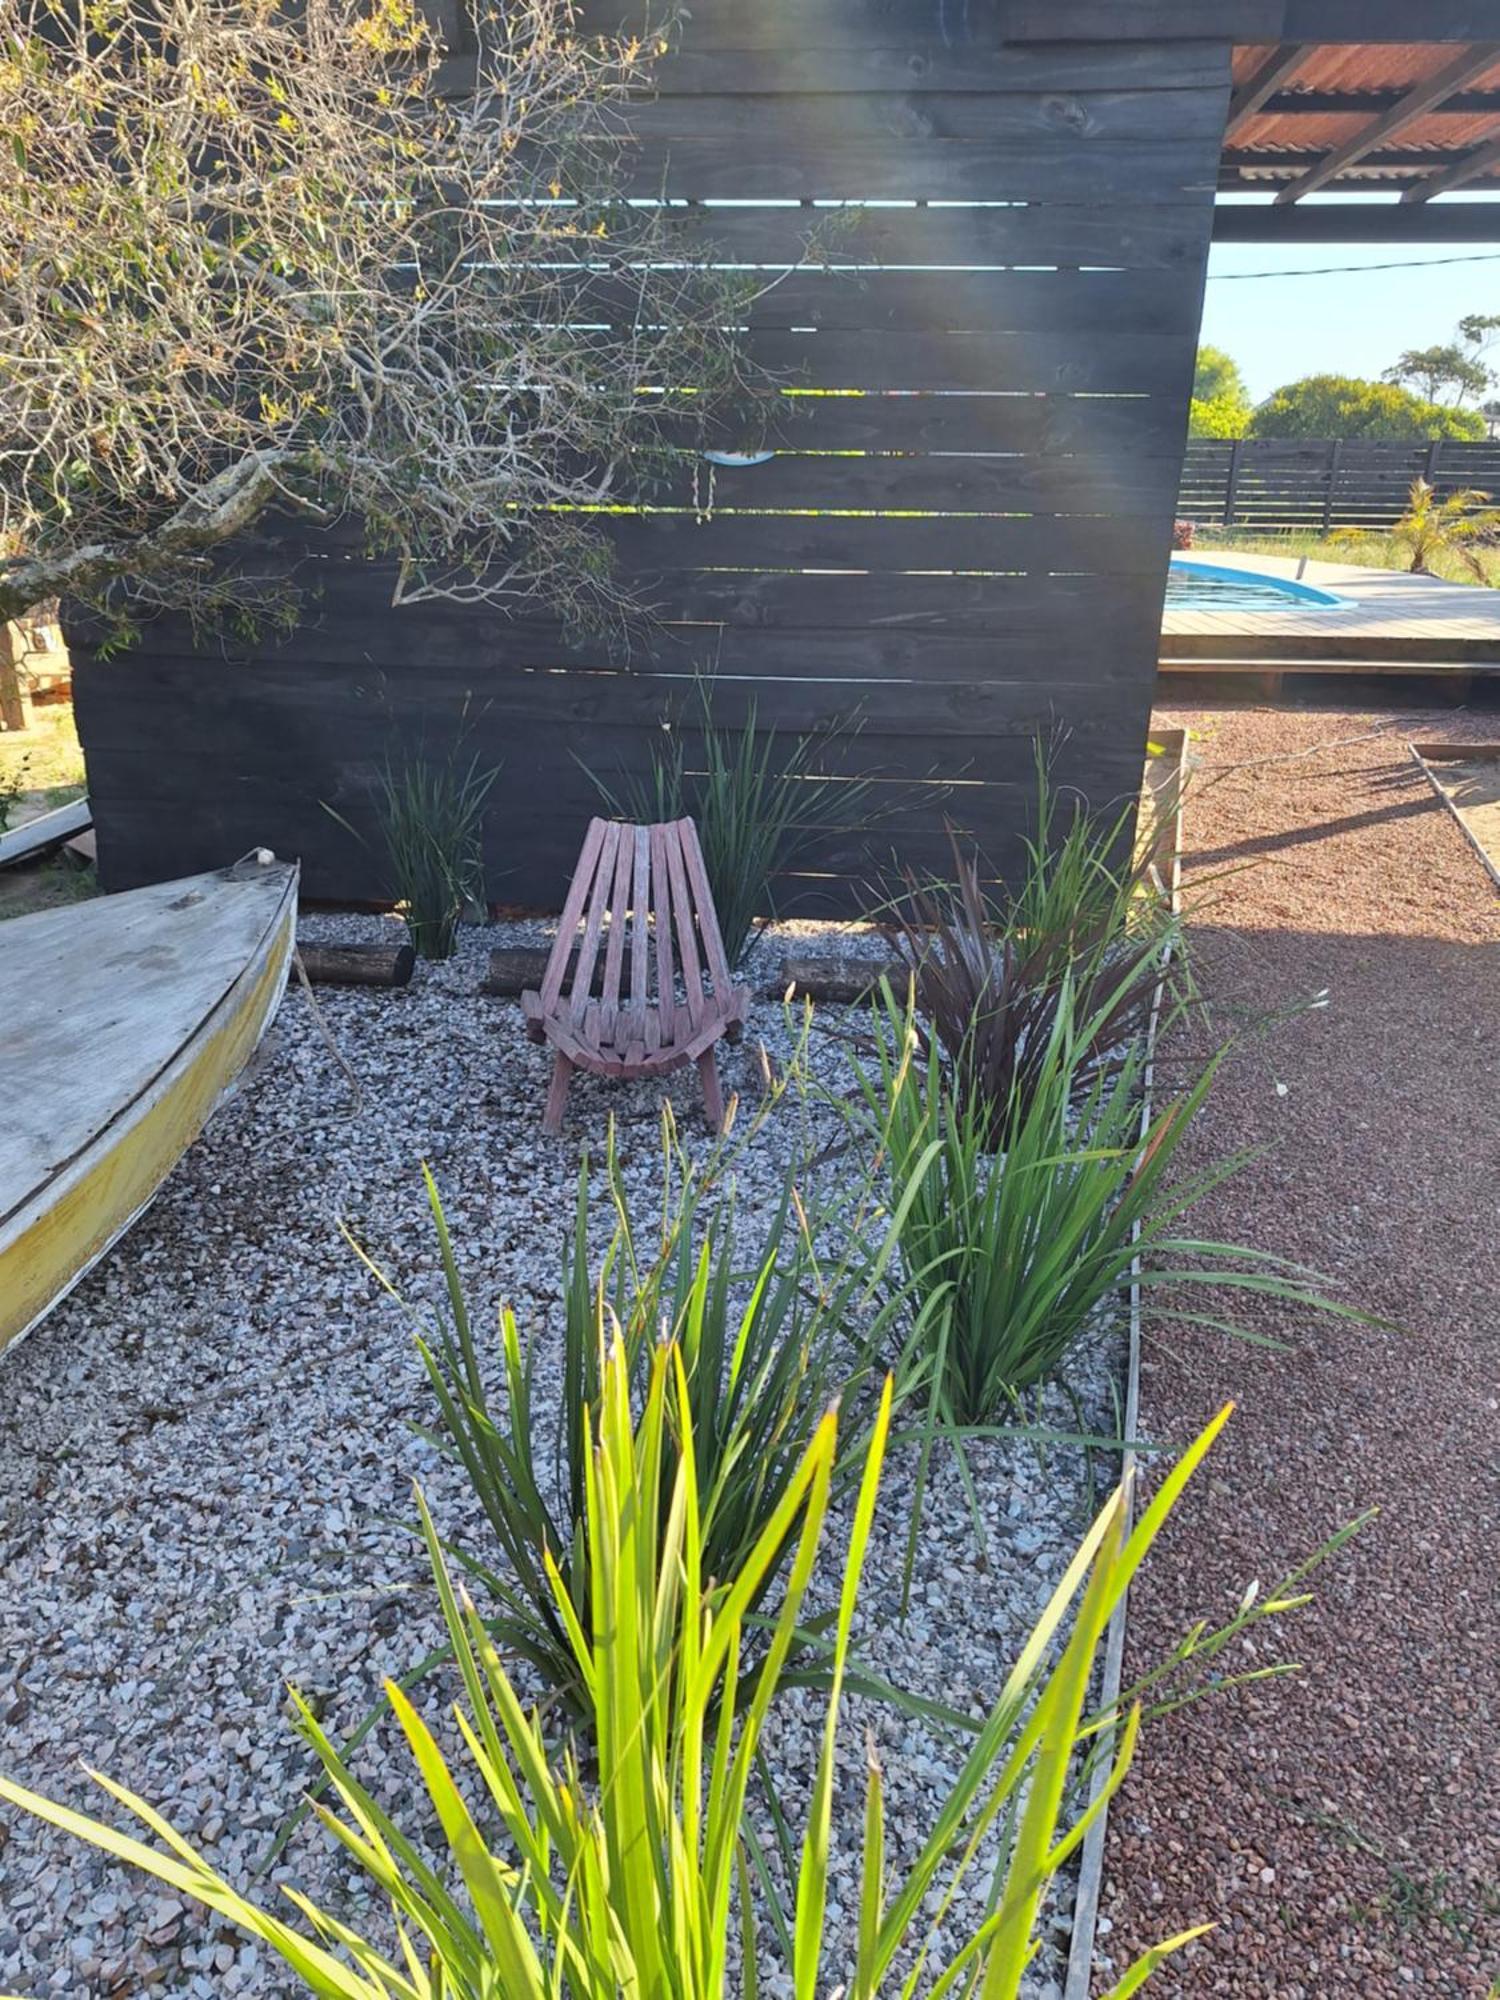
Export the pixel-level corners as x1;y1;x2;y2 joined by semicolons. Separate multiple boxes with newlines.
590;676;878;969
0;1330;1250;1997
377;1112;930;1725
329;744;498;960
855;980;1355;1425
378;749;498;960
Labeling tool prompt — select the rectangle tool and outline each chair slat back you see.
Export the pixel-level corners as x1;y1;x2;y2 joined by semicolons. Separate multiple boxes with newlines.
648;822;675;1045
598;827;634;1042
541;815;734;1061
660;822;705;1029
678;818;736;998
539;817;608;1015
568;820;622;1038
626;825;651;1047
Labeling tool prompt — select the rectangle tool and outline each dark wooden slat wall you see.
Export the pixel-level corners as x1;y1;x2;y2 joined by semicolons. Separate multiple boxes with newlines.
75;11;1230;913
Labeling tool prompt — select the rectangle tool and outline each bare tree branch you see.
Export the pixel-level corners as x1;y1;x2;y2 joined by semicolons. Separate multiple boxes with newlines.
0;0;760;640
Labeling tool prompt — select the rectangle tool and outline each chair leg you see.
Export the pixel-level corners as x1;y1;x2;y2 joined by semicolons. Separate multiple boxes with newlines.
697;1049;726;1133
542;1052;574;1135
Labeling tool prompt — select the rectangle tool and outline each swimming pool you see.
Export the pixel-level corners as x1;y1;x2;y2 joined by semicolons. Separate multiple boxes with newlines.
1166;558;1350;613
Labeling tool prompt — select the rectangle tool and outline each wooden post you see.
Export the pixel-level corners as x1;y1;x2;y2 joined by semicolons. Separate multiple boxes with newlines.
1222;438;1245;529
0;624;27;734
1323;438;1344;533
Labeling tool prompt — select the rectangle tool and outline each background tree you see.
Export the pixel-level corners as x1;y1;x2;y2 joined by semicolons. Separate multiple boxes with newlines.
0;0;755;639
1248;374;1487;442
1188;345;1252;438
1383;344;1492;408
1384;312;1500;408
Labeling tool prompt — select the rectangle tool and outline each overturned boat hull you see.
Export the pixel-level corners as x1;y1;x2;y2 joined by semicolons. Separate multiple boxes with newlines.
0;853;297;1358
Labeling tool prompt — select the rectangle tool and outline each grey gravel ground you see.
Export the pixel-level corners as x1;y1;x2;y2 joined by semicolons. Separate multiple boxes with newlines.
0;913;1125;1999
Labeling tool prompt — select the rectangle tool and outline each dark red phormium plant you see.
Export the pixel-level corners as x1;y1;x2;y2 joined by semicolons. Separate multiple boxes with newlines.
887;826;1181;1152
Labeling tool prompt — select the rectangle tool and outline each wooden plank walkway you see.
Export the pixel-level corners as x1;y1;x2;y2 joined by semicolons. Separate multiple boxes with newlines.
1161;552;1500;670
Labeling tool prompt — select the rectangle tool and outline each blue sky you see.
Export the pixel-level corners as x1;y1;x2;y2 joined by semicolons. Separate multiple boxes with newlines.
1201;227;1500;404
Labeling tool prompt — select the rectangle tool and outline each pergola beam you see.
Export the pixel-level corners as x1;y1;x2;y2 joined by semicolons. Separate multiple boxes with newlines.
1214;199;1500;240
992;2;1500;42
1402;131;1500;201
1225;44;1309;141
1273;41;1500;201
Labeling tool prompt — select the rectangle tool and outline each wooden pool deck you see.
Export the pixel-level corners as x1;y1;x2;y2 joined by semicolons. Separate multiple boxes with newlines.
1160;551;1500;675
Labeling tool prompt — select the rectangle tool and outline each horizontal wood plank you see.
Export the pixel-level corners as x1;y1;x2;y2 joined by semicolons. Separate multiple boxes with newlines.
572;2;1243;56
652;449;1184;513
688;390;1177;455
617;88;1228;142
584;265;1207;336
653;200;1214;271
598;35;1231;91
259;504;1177;572
737;328;1198;393
614;135;1221;202
273;562;1160;642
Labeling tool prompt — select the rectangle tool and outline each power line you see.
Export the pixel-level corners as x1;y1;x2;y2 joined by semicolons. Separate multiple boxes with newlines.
1209;249;1500;280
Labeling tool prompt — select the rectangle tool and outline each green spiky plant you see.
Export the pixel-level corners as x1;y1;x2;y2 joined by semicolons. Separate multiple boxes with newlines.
327;744;498;961
588;677;880;970
372;1110;936;1725
890;752;1185;1147
851;978;1363;1425
0;1330;1247;1997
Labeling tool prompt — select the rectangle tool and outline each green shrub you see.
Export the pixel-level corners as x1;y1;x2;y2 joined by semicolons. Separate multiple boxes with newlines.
377;749;497;960
0;1333;1250;1998
403;1113;926;1724
328;745;498;961
890;757;1182;1147
590;678;878;970
852;980;1354;1424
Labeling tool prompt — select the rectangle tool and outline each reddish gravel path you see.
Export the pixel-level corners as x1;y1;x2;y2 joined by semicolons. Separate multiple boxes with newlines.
1098;706;1500;1998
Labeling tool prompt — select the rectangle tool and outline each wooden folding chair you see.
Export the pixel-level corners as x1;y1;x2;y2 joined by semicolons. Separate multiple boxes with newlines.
521;816;749;1135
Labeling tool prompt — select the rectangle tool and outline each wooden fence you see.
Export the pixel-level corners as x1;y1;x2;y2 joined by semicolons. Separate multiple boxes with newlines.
74;3;1230;914
1179;436;1500;535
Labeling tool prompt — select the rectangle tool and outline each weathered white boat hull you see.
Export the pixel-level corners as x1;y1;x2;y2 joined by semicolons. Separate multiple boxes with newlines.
0;854;297;1358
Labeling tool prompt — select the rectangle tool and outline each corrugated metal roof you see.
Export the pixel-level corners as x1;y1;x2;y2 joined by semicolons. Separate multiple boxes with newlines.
1225;41;1500;193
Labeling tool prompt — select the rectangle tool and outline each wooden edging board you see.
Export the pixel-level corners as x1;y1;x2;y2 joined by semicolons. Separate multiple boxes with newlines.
0;795;91;870
1063;726;1187;2000
1408;741;1500;894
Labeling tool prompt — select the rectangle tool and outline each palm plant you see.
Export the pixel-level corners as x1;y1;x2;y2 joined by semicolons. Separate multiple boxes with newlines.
1333;475;1500;581
0;1331;1246;1997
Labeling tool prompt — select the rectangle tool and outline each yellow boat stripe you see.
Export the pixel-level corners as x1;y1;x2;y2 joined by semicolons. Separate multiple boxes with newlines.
0;890;295;1359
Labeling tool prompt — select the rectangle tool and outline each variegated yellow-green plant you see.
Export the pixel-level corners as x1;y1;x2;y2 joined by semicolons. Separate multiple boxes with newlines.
0;1339;1227;1998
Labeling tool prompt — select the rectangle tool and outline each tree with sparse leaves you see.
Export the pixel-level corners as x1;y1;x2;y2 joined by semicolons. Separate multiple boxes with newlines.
1385;313;1500;409
0;0;757;641
1384;343;1491;408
